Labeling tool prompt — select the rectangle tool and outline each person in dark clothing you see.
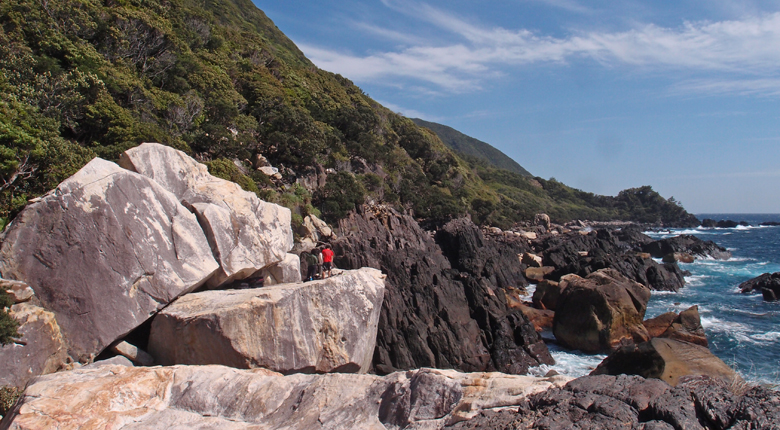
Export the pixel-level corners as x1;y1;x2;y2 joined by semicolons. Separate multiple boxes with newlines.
302;251;318;282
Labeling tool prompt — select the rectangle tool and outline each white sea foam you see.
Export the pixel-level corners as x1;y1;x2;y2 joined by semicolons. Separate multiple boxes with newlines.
684;275;709;287
700;315;750;333
651;290;680;296
750;332;780;342
726;257;752;262
518;284;536;301
529;347;607;378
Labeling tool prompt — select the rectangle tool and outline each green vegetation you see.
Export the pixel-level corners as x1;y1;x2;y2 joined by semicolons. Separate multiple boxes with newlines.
411;118;532;176
0;0;698;229
0;385;20;416
0;290;20;346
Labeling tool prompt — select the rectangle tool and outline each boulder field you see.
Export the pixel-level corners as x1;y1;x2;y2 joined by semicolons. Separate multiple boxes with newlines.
2;141;777;428
0;143;316;390
0;158;221;363
534;228;687;292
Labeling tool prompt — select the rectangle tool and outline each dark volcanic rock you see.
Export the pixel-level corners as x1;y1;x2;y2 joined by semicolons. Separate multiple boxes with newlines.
739;272;780;303
331;206;552;375
701;218;718;228
712;219;749;228
446;374;780;430
532;279;564;310
553;269;651;353
539;230;685;292
640;234;732;260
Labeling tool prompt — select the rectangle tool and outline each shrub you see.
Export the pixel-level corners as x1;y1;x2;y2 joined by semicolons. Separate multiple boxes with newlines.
0;385;21;416
0;290;19;346
204;158;260;194
316;171;366;222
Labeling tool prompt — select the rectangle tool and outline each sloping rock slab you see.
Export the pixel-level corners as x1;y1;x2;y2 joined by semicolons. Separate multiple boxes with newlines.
1;365;572;430
120;142;293;287
0;158;219;361
148;268;384;374
591;338;737;387
553;269;651;353
0;304;67;389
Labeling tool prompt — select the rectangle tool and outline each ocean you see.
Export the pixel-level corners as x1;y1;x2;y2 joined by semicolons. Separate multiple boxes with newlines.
527;214;780;387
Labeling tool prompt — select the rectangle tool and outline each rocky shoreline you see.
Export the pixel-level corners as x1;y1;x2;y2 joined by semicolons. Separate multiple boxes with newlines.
1;143;778;428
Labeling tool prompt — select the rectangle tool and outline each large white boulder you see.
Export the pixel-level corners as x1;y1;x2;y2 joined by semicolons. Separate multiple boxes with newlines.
3;364;571;429
119;143;293;287
0;158;219;361
148;268;385;374
259;253;302;286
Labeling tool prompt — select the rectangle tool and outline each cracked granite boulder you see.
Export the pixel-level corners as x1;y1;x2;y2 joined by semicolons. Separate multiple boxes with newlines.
148;268;385;374
0;158;219;362
120;142;293;287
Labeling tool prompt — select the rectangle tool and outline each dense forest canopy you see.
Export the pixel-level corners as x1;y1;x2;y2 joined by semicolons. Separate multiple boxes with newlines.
0;0;698;229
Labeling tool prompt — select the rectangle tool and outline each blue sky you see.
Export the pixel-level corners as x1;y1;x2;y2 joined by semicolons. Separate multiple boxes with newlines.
257;0;780;213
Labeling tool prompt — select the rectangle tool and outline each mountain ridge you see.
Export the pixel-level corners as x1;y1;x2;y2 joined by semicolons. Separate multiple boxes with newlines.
411;118;532;177
0;0;698;228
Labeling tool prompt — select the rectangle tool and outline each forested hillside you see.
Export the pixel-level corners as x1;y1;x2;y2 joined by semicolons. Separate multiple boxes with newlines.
411;118;531;176
0;0;698;229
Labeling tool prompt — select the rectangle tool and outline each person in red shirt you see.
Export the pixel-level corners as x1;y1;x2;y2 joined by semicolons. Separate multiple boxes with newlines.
321;244;334;278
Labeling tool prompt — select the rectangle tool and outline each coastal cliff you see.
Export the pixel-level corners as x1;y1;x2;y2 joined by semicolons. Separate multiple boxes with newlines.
1;146;778;428
1;0;778;427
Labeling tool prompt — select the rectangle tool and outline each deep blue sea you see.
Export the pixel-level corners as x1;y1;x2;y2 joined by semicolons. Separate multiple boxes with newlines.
527;214;780;387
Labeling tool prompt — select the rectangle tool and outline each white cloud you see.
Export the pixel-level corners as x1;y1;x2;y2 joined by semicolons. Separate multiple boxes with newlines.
301;4;780;96
523;0;592;14
673;78;780;97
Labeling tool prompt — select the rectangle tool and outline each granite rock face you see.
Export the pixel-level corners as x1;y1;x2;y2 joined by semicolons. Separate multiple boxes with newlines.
148;268;384;374
0;304;68;390
120;142;293;287
591;338;738;387
0;158;219;361
447;374;780;430
332;206;552;375
2;364;572;430
553;269;652;353
0;280;33;304
259;253;302;286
